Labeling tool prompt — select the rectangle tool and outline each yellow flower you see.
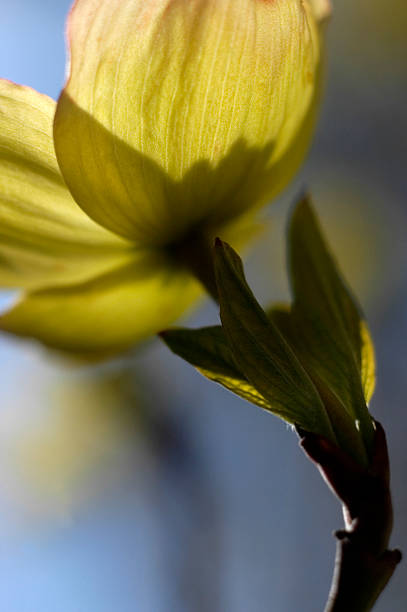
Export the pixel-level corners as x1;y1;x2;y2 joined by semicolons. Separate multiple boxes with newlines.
0;0;329;357
8;370;142;520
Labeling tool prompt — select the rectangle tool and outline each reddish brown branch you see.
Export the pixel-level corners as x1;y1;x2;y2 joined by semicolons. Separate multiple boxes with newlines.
299;421;401;612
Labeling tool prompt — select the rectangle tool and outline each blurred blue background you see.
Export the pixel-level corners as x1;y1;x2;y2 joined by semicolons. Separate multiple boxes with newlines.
1;1;407;610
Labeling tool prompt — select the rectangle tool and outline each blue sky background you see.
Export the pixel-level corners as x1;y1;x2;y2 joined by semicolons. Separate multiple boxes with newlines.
1;2;407;611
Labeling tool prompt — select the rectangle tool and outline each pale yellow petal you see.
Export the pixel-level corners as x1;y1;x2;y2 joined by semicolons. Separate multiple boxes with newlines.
0;250;200;356
0;79;131;289
55;0;321;246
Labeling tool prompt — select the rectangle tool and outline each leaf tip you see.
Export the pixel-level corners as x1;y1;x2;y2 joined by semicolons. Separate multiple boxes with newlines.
290;192;314;225
159;329;176;347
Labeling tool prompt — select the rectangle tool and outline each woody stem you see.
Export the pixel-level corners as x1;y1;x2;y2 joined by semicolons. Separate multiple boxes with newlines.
299;421;401;611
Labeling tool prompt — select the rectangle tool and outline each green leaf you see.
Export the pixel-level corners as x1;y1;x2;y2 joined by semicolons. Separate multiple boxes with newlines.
212;238;336;441
288;197;375;453
161;325;240;379
161;199;376;465
268;306;368;465
160;326;273;411
270;307;375;408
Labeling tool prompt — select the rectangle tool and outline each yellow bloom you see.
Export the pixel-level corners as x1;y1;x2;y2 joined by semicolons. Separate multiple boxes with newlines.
8;370;142;520
0;0;328;356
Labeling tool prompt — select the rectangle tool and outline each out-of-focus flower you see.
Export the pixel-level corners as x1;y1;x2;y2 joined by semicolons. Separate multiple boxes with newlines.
3;370;144;522
0;0;329;357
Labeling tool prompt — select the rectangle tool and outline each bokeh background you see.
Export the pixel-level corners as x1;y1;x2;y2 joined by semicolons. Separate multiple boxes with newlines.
1;1;406;610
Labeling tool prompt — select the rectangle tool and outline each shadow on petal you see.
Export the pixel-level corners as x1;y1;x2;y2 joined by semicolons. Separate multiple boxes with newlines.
54;95;286;247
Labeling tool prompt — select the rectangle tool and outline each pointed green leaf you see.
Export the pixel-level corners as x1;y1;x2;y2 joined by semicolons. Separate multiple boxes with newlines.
288;197;375;452
268;305;375;407
268;305;368;465
161;325;240;379
161;325;273;411
213;239;336;441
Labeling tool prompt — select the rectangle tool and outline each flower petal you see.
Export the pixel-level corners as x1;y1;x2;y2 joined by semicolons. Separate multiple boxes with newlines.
0;79;131;289
0;251;200;356
55;0;321;246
